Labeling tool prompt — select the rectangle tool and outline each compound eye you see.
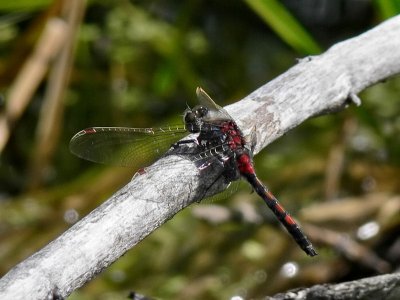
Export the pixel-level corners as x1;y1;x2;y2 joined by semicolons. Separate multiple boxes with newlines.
195;106;208;118
184;111;196;123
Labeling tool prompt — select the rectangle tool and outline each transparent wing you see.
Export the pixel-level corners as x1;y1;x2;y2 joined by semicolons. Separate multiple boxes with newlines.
69;126;188;167
196;87;233;121
196;87;224;111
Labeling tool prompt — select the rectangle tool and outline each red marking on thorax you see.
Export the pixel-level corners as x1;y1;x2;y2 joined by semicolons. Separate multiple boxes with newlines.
221;121;245;150
220;121;253;175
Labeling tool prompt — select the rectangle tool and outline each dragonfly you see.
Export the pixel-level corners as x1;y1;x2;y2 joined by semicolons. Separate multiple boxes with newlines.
70;87;317;256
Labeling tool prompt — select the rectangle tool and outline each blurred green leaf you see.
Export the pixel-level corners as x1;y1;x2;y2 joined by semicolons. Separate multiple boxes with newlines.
245;0;322;54
375;0;400;18
0;0;50;11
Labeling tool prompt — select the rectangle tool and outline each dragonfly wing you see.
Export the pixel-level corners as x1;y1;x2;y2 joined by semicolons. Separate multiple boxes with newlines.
196;87;224;111
196;87;233;121
200;180;242;203
69;126;188;167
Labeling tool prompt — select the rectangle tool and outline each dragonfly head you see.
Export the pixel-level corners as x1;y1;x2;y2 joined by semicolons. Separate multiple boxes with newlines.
184;105;209;132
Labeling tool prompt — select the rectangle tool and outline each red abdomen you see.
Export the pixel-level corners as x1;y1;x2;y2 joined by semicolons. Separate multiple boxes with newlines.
237;153;255;175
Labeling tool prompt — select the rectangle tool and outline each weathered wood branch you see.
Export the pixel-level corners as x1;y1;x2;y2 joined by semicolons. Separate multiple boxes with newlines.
267;273;400;300
1;15;400;299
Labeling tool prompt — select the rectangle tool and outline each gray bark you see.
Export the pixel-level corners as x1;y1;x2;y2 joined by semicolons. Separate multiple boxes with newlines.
267;273;400;300
1;15;400;300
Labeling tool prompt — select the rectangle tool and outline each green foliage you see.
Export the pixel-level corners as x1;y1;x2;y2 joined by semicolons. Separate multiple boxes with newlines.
245;0;322;54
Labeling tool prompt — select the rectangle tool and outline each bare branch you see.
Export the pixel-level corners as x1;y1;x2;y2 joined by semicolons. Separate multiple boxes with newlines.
267;273;400;300
1;15;400;299
228;15;400;154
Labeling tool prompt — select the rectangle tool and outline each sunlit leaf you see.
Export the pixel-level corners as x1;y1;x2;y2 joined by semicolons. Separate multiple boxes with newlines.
245;0;321;54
